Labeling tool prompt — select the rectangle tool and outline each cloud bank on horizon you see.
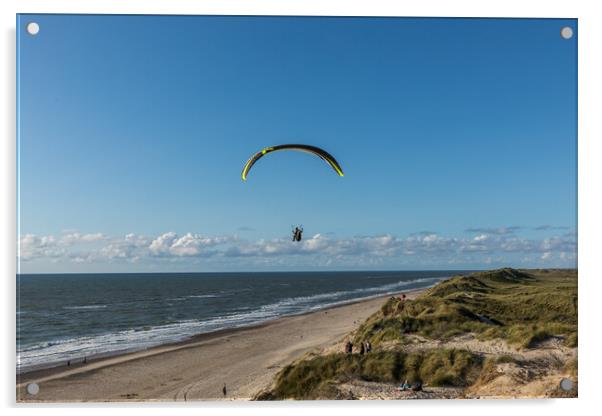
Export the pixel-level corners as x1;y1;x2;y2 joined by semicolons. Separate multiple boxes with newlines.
18;227;577;273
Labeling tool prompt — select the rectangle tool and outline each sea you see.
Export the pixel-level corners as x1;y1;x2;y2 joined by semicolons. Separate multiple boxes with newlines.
16;270;470;372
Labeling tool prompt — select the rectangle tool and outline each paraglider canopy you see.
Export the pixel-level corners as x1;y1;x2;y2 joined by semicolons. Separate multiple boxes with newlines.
241;144;344;181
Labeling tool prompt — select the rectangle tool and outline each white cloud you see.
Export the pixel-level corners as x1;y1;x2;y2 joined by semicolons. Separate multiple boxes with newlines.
465;226;522;235
19;234;63;261
149;232;231;257
60;232;106;244
474;234;488;242
17;227;577;269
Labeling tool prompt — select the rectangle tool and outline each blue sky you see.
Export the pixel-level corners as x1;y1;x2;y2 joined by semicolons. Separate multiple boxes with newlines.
17;15;577;273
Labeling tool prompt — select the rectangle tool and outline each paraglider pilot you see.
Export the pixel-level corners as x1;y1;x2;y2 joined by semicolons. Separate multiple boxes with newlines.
292;226;303;242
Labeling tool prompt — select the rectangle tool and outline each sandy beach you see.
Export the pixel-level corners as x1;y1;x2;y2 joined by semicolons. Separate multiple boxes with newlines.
17;290;423;402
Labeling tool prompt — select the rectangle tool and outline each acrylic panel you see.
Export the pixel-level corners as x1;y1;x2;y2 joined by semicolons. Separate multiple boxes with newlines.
16;14;577;402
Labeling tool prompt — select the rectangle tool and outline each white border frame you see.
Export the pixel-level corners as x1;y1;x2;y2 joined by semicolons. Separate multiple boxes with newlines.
3;1;600;415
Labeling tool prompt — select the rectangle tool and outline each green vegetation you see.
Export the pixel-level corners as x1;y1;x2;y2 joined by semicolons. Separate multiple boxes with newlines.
256;349;482;400
472;357;500;387
565;332;578;348
256;268;577;400
354;268;577;348
495;354;519;364
565;357;578;377
470;354;523;388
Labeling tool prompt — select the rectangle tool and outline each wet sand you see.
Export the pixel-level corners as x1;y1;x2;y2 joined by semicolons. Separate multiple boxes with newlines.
17;289;424;402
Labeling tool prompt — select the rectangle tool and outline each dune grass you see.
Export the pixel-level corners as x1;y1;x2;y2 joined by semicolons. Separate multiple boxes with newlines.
256;348;482;400
354;268;577;349
565;357;578;376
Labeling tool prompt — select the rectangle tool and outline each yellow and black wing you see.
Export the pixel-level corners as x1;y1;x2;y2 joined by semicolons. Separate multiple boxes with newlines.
241;144;344;181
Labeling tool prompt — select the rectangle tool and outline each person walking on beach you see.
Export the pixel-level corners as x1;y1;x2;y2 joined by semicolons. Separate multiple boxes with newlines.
345;340;353;354
365;341;372;353
222;383;227;397
359;342;365;355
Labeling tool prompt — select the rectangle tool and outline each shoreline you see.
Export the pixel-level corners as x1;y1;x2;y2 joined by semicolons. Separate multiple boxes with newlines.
18;285;434;376
17;288;426;401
